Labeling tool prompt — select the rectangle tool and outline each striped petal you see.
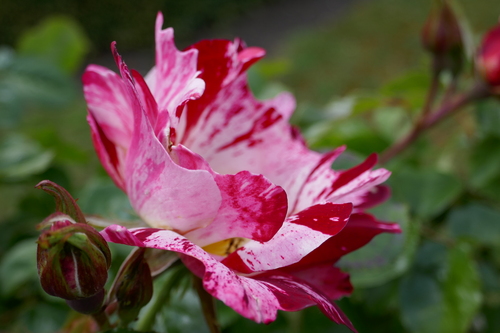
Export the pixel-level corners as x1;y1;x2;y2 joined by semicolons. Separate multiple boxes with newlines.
222;202;352;274
100;225;355;331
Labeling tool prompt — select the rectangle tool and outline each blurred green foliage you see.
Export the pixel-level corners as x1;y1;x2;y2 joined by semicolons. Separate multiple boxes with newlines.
2;0;500;332
0;0;277;53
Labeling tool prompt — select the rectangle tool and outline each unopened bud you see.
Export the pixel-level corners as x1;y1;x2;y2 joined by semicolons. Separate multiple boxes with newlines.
421;0;463;74
37;216;111;313
109;248;153;325
477;23;500;92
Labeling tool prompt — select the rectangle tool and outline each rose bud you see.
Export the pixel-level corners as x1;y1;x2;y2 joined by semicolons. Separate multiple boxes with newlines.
37;216;111;314
421;0;463;74
108;248;153;325
477;23;500;92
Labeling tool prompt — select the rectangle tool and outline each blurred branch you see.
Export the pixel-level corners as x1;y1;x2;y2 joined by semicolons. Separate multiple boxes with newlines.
379;81;489;164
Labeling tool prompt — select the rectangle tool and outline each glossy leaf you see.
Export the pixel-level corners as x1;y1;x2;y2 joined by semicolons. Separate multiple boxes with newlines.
0;135;53;181
440;244;482;333
0;239;38;296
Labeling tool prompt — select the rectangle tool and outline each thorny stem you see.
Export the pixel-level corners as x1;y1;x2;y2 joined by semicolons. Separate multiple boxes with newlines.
379;82;490;165
193;275;221;333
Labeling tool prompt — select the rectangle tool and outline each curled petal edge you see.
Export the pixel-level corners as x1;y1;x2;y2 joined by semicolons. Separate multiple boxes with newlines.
100;225;355;331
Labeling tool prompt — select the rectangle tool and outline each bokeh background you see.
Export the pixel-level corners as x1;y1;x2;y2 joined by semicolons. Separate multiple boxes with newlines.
2;0;500;332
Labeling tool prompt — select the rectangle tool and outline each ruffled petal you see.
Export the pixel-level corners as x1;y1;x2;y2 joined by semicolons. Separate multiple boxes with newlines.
280;264;353;301
171;144;288;246
222;202;352;274
255;272;355;331
181;39;331;212
327;155;391;205
294;154;391;213
83;65;134;149
110;44;222;233
100;225;355;331
146;12;205;138
286;213;402;270
350;184;391;212
83;65;134;190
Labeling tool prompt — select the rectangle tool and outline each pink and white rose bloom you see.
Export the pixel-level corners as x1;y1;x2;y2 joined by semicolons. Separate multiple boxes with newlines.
83;12;400;331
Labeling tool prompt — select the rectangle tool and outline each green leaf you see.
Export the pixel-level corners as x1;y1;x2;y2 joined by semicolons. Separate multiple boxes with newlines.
0;134;53;181
0;238;38;296
478;261;500;296
399;272;444;333
413;241;447;273
440;243;482;333
18;302;68;333
399;243;482;333
483;305;500;333
17;16;90;74
389;169;462;218
338;202;418;287
469;137;500;188
154;289;210;333
372;106;411;142
447;203;500;246
380;71;430;109
0;50;77;129
77;178;139;222
306;119;389;155
475;99;500;138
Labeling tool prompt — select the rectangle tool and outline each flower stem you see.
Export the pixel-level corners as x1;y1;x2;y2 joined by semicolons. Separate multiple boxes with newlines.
192;275;221;333
91;308;111;331
420;71;441;119
379;82;489;164
135;262;185;332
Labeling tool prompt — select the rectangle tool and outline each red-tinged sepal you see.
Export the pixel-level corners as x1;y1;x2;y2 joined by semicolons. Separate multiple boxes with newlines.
35;180;86;225
107;248;153;326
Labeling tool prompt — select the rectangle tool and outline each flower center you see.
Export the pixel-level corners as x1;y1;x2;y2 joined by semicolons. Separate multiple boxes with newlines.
203;238;248;257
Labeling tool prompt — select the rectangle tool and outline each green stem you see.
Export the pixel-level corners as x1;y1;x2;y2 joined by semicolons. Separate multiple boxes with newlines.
420;71;441;119
91;308;112;331
135;262;184;332
192;275;221;333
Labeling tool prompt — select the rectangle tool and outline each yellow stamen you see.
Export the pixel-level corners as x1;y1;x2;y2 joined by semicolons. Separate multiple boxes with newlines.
203;238;247;257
